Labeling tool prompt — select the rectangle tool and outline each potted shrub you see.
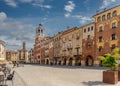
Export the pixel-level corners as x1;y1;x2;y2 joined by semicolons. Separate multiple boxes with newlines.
99;48;120;84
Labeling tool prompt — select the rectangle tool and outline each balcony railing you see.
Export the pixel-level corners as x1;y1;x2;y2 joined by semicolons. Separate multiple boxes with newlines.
74;52;82;57
45;54;49;58
76;44;80;48
67;45;73;50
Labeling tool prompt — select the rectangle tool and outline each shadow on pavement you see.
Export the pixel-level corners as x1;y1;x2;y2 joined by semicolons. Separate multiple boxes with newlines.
82;81;112;86
26;64;108;70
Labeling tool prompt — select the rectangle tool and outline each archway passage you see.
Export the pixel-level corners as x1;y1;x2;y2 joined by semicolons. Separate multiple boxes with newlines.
38;60;40;64
86;56;94;66
75;58;81;66
69;58;73;66
63;58;66;65
58;61;61;65
46;59;49;65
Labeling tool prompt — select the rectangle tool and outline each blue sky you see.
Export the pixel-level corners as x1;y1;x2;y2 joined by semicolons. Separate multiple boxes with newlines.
0;0;120;50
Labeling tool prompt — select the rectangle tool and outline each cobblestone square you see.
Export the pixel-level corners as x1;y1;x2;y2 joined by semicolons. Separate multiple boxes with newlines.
14;65;120;86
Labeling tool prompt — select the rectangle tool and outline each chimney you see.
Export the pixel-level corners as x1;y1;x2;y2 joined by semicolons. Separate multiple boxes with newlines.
96;10;99;14
67;26;70;30
104;8;107;11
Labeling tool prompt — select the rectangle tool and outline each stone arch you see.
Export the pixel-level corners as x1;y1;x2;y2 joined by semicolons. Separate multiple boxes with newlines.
98;24;104;32
111;19;118;28
85;55;94;66
46;59;49;65
58;60;62;65
75;58;81;66
63;58;67;65
112;10;117;17
69;58;73;66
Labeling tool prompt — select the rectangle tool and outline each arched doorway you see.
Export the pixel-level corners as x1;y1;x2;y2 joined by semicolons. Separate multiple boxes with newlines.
58;61;61;65
38;60;40;64
99;60;103;67
69;58;73;66
86;55;94;66
63;58;66;65
46;59;49;65
75;58;81;66
54;59;57;65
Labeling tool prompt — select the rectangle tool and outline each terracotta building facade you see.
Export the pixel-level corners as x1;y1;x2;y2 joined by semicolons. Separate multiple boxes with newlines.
34;24;45;64
93;5;120;65
82;23;96;66
32;5;120;66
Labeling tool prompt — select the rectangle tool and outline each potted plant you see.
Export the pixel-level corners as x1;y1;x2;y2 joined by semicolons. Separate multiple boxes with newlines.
99;48;120;84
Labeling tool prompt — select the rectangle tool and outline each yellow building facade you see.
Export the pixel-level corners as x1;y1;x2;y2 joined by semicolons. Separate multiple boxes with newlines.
0;40;6;60
60;27;83;66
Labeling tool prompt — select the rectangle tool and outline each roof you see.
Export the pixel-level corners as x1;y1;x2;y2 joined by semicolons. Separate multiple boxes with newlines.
93;5;120;17
0;40;5;46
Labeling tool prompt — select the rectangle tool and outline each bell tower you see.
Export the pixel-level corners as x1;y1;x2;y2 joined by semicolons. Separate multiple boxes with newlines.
36;24;45;38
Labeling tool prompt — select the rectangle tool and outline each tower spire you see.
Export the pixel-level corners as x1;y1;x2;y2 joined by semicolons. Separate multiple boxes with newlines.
36;24;45;38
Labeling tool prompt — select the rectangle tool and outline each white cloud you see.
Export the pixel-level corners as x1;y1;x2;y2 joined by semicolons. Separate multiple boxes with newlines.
4;0;17;7
64;1;75;12
72;15;92;24
0;12;35;50
19;0;33;3
0;12;7;21
64;13;70;18
79;16;92;24
100;0;117;9
32;3;52;9
64;1;75;18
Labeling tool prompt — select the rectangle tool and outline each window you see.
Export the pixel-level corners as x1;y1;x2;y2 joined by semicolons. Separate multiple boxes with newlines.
112;11;117;17
91;26;93;31
111;44;116;50
111;34;116;40
88;27;90;32
84;29;86;33
102;15;106;21
99;36;103;42
69;35;72;41
112;22;117;29
107;13;111;19
97;16;101;22
87;42;91;49
62;38;65;43
76;49;79;55
99;26;103;32
99;46;102;52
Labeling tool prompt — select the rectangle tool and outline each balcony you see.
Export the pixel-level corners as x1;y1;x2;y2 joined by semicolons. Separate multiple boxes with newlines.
74;52;82;57
75;44;80;48
45;54;49;58
67;45;73;50
62;48;66;51
54;54;60;58
61;53;67;57
76;36;80;40
45;47;49;50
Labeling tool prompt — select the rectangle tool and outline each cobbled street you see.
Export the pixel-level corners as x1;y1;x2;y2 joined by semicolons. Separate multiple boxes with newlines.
14;64;120;86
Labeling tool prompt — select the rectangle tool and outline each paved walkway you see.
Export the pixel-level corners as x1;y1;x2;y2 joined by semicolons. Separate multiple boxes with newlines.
14;64;120;86
6;72;27;86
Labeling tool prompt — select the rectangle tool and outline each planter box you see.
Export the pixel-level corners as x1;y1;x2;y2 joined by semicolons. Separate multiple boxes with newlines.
103;70;118;84
118;71;120;81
